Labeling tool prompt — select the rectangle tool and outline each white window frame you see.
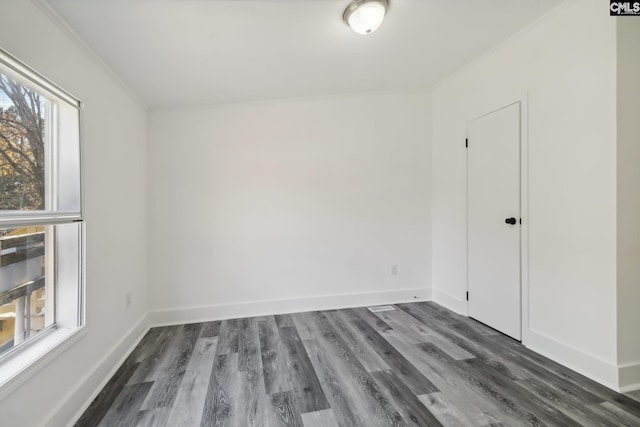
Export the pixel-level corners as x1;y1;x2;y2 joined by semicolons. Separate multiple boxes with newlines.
0;47;85;400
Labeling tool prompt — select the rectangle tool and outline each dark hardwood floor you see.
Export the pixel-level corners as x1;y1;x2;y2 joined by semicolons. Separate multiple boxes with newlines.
76;302;640;426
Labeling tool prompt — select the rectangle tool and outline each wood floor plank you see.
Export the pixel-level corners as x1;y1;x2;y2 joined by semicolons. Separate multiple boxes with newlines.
374;308;475;361
516;376;622;427
412;305;624;423
412;343;524;425
347;311;439;395
128;326;179;385
383;335;518;426
200;353;238;427
233;319;268;427
143;326;188;384
397;303;534;381
216;319;240;355
417;393;475;427
421;342;583;426
274;314;296;328
238;317;260;372
135;408;171;427
142;323;202;410
371;317;522;426
200;321;222;338
291;314;316;340
325;310;390;372
126;327;164;363
349;307;393;333
475;332;640;420
98;381;153;427
269;391;304;426
278;325;330;413
259;316;288;394
592;401;640;427
232;373;256;427
414;302;458;325
253;391;283;427
372;369;443;426
301;338;364;427
300;409;339;427
74;359;141;427
355;311;517;426
422;302;499;336
166;337;218;427
77;303;640;427
607;394;640;420
295;311;404;427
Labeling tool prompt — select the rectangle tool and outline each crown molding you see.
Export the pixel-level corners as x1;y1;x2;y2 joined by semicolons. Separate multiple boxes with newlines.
30;0;148;111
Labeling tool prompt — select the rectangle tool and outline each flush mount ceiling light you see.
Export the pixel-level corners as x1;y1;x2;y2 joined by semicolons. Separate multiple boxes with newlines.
343;0;389;35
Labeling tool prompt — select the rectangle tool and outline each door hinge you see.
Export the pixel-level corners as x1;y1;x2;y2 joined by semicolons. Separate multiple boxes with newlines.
465;138;468;148
466;291;469;301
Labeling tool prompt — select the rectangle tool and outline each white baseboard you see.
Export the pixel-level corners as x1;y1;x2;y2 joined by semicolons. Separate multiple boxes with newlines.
618;361;640;392
40;314;150;427
432;288;467;315
526;329;619;391
149;288;432;327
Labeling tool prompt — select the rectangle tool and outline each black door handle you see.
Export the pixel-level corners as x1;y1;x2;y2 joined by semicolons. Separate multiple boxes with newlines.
505;217;517;225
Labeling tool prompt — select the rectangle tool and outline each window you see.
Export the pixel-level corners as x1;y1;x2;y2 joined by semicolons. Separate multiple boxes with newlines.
0;48;83;364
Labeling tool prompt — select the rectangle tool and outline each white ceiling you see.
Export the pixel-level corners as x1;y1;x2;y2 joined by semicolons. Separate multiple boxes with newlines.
45;0;564;109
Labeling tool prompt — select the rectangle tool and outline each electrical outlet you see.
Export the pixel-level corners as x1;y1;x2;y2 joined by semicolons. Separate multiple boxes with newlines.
125;293;132;309
391;265;398;276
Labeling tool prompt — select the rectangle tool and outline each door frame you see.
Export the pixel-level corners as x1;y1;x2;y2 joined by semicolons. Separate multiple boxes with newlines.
465;94;530;345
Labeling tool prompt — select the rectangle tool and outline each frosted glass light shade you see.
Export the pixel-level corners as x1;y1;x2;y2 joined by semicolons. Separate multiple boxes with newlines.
344;0;389;35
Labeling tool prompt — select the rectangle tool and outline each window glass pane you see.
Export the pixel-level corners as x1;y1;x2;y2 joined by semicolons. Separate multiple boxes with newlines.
0;73;48;211
0;226;53;357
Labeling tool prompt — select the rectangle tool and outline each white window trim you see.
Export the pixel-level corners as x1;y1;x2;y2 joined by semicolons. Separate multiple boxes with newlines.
0;221;86;400
0;325;87;401
0;47;86;399
0;49;80;109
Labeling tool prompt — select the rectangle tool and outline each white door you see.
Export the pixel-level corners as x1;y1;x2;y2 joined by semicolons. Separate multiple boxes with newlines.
467;102;521;340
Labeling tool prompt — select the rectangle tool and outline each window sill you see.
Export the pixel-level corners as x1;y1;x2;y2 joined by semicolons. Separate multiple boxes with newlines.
0;326;87;401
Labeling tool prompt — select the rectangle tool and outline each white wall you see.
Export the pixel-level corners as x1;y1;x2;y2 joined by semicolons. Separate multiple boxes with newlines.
0;1;149;426
148;91;432;322
617;18;640;391
432;0;619;387
0;1;631;425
